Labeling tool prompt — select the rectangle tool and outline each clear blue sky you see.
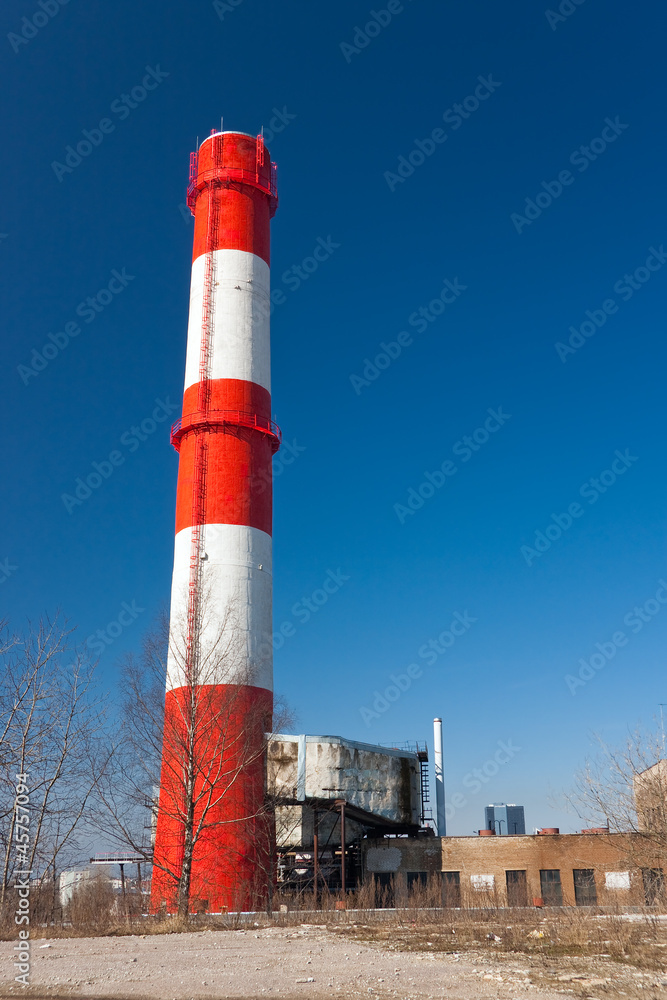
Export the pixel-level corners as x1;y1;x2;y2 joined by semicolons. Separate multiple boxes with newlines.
2;0;666;835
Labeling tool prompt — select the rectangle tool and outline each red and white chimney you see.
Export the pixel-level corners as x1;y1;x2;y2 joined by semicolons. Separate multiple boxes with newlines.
151;130;279;913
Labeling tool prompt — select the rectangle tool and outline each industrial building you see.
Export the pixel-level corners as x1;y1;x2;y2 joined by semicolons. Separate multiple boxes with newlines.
268;734;428;891
267;739;665;908
147;717;665;908
363;829;665;908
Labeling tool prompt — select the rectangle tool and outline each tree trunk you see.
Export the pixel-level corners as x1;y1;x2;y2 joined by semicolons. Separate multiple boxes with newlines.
177;727;197;918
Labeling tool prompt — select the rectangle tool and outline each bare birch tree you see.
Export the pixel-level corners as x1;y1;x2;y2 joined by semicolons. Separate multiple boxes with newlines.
566;725;667;874
93;598;293;916
0;615;108;918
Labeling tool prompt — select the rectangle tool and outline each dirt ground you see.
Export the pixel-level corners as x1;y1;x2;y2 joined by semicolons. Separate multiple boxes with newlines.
1;922;667;1000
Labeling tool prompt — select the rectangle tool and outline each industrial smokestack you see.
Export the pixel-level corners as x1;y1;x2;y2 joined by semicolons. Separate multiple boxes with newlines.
151;129;279;914
433;717;446;836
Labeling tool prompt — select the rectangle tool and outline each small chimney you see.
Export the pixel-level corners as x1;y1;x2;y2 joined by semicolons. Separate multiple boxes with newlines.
433;718;446;837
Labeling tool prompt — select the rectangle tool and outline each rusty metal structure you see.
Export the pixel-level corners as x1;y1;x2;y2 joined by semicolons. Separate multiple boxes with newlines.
267;734;431;894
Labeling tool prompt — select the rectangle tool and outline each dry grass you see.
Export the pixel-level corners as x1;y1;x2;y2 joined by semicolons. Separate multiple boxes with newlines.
3;877;667;979
272;880;667;974
339;907;667;973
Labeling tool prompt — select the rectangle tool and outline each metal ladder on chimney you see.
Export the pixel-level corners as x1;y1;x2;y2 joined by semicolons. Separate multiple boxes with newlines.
417;749;432;825
184;136;220;683
255;133;265;183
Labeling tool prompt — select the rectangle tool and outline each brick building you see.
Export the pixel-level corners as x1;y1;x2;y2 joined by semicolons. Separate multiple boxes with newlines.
363;830;665;907
634;759;667;833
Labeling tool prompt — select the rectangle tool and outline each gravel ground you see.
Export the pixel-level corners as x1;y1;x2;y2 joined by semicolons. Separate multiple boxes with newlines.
0;923;665;1000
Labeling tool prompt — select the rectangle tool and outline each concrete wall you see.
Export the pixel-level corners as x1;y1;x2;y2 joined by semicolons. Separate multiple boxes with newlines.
363;832;665;906
268;734;421;849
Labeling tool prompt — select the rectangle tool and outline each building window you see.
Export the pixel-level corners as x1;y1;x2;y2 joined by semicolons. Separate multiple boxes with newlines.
374;872;394;908
605;871;630;890
539;869;563;905
407;871;428;891
573;869;597;906
506;870;528;906
642;868;664;905
442;871;461;907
